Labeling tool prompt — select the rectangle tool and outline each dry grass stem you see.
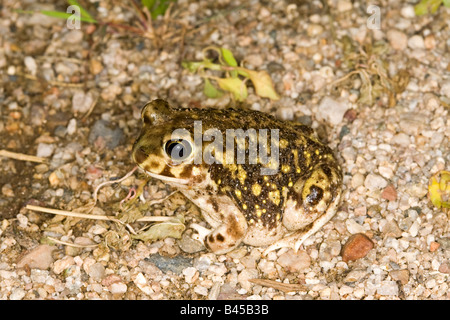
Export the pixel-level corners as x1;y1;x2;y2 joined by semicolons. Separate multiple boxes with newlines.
0;149;47;163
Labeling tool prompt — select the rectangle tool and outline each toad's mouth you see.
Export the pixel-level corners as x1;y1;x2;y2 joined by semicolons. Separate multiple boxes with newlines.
139;167;190;185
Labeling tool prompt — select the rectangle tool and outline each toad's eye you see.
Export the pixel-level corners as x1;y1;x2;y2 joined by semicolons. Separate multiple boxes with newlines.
164;139;192;161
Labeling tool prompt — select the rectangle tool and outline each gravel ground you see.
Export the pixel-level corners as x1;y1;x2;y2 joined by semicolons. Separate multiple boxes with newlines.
0;0;449;300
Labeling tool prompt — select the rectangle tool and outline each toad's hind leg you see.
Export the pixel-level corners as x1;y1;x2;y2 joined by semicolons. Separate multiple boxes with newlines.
263;161;342;255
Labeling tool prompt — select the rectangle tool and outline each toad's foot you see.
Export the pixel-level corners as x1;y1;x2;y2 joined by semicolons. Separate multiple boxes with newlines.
190;223;212;245
263;192;341;255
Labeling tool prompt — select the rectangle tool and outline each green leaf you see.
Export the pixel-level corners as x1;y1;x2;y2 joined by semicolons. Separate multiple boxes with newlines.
40;10;96;23
216;77;248;101
132;216;185;241
141;0;156;11
238;68;280;100
221;48;238;67
203;78;224;99
68;0;96;22
414;0;443;15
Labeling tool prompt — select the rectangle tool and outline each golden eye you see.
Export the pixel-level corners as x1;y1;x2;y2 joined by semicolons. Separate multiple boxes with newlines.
164;139;192;161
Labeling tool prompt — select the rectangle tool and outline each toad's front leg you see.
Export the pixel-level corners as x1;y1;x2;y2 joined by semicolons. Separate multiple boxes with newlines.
192;211;248;255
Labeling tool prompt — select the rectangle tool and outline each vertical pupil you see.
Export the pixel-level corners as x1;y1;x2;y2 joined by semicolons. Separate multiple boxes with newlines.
166;140;191;160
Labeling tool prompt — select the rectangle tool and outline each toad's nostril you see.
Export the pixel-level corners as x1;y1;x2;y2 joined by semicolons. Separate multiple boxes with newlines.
133;146;148;164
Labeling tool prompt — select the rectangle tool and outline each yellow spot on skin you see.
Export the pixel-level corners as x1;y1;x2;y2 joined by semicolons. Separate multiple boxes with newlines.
217;179;221;185
271;183;277;189
288;181;293;187
264;176;269;181
237;165;247;185
269;190;281;206
252;183;262;196
262;209;267;213
315;149;320;155
242;204;247;210
235;189;242;198
280;139;289;149
249;218;254;224
296;167;301;173
276;213;281;220
256;210;262;217
266;182;270;187
262;200;266;204
255;204;259;209
282;165;290;173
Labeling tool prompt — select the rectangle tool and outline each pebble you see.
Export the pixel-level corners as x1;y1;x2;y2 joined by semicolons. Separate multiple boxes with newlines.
88;120;125;149
182;267;199;283
72;90;94;114
364;173;388;191
110;282;127;294
53;256;75;274
343;269;368;283
36;143;55;158
24;56;37;76
407;35;425;50
277;249;311;272
376;281;399;296
317;97;350;125
16;245;56;270
87;262;106;280
341;233;374;262
9;288;26;300
237;269;258;292
62;30;84;44
337;0;352;12
351;173;365;189
387;30;408;51
345;219;366;234
390;269;409;285
381;185;397;201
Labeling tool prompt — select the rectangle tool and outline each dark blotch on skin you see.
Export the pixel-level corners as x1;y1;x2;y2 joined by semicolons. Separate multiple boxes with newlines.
216;234;225;242
306;185;324;206
133;146;148;164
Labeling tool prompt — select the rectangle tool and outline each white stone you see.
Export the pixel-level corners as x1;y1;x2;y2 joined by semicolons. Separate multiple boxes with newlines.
364;174;388;191
376;281;399;296
67;118;77;135
408;35;425;50
24;56;37;76
36;143;55;158
182;267;198;283
110;282;127;294
9;288;26;300
317;97;350;125
387;30;408;51
346;219;366;234
401;6;416;18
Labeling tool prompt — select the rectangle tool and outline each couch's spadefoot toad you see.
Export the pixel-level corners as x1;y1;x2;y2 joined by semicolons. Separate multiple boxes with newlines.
132;99;342;254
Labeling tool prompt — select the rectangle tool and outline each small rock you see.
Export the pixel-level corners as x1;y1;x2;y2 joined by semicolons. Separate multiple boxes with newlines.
337;0;352;12
110;282;127;294
277;249;311;272
400;6;416;18
377;281;399;296
381;219;402;238
237;269;258;292
24;56;38;76
341;233;374;262
381;185;397;201
429;242;440;252
146;253;193;275
67;118;77;135
408;35;425;50
391;133;410;146
182;267;199;283
317;97;350;125
364;173;388;191
387;30;408;51
62;30;84;44
440;81;450;97
53;256;75;274
438;262;449;274
390;269;409;285
343;269;368;283
351;173;365;189
10;288;26;300
345;218;366;234
17;245;56;270
36;143;55;158
87;262;106;280
72;90;94;114
89;59;103;75
88;120;125;149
